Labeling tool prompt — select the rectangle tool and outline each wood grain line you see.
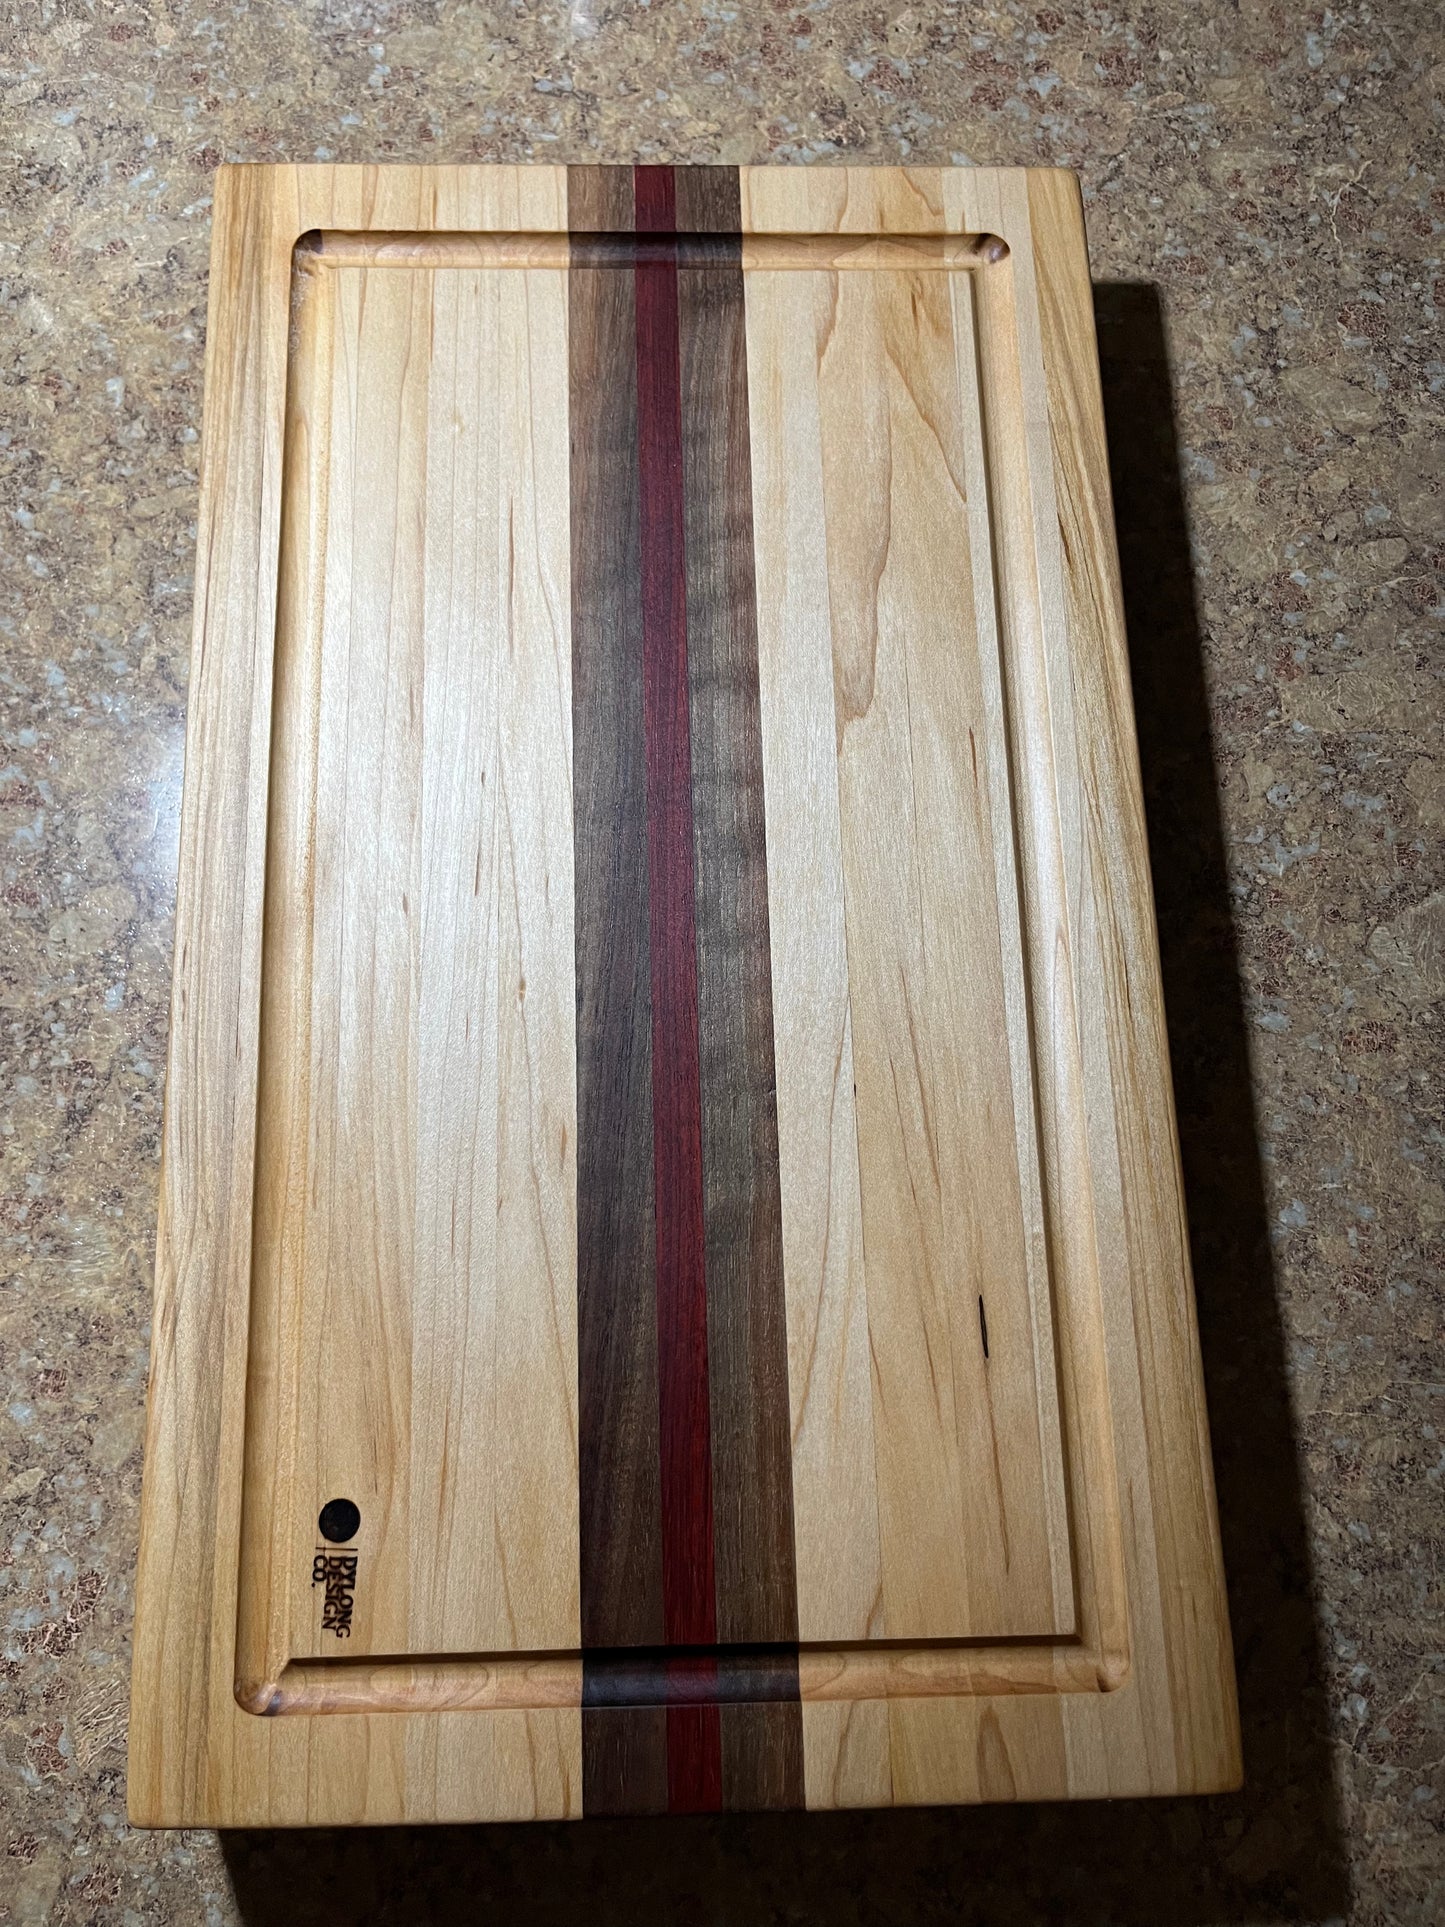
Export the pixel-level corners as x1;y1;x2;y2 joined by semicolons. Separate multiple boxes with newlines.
722;1704;806;1810
742;262;884;1656
673;166;752;236
816;256;1073;1641
677;173;797;1646
633;161;723;1814
580;1708;669;1817
567;162;670;1815
666;1698;723;1814
291;258;430;1659
676;163;804;1810
566;164;636;234
568;169;659;1652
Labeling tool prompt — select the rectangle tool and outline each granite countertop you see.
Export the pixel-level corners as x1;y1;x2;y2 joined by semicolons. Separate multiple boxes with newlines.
1;4;1440;1923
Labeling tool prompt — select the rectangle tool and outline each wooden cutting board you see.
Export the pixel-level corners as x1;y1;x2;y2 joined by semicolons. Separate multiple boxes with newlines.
128;163;1240;1825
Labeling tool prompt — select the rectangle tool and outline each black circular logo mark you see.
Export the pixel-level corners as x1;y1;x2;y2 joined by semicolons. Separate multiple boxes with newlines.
317;1498;361;1544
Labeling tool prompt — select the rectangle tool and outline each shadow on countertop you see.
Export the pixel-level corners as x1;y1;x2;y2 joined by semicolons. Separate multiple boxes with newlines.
221;283;1347;1926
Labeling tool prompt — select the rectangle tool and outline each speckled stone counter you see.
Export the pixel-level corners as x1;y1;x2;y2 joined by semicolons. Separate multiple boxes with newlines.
2;5;1440;1924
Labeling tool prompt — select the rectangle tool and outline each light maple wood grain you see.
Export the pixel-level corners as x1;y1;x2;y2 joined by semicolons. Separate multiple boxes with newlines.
746;242;1076;1645
130;163;1239;1827
246;246;582;1677
744;264;882;1655
133;164;585;1829
743;162;1237;1807
816;247;1070;1642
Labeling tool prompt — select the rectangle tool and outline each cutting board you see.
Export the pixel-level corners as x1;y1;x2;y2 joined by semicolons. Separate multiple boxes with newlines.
129;164;1240;1825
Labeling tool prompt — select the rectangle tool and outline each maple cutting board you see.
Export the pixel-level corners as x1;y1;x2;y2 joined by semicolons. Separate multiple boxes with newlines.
129;163;1240;1826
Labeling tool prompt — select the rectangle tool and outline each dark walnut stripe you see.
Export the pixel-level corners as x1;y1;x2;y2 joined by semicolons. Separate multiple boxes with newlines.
568;162;669;1820
675;164;803;1811
568;163;800;1816
566;161;635;234
578;1708;668;1819
634;161;722;1817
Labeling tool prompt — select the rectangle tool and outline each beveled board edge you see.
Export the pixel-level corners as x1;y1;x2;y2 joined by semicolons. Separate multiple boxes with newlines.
128;164;1240;1826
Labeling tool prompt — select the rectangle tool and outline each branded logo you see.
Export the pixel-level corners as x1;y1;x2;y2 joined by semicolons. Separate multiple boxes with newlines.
312;1497;362;1638
312;1549;359;1637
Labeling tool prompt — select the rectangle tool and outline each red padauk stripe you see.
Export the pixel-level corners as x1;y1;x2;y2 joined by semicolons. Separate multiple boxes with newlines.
633;163;722;1814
